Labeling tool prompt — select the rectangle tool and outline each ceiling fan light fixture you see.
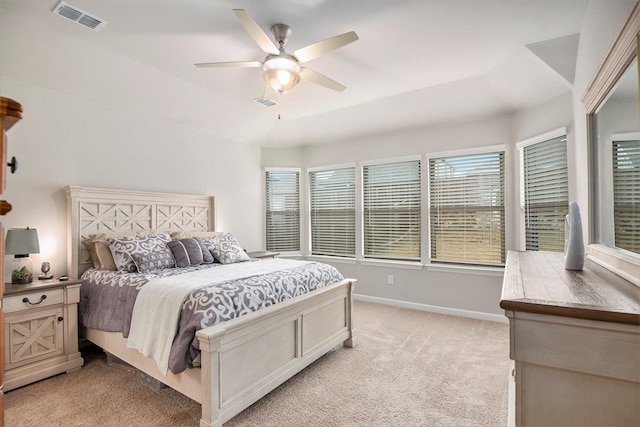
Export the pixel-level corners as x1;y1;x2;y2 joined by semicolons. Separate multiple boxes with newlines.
195;10;358;94
263;56;301;93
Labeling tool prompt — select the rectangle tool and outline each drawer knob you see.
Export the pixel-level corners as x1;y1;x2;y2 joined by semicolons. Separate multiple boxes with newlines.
57;316;64;322
22;294;47;305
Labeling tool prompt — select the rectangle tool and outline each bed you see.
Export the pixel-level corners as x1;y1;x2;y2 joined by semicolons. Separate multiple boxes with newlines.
65;185;357;427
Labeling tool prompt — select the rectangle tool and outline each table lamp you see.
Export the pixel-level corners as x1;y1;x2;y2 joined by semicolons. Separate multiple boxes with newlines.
6;227;40;284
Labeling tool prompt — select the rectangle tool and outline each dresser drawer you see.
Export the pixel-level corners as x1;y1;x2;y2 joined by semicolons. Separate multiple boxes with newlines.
3;288;64;314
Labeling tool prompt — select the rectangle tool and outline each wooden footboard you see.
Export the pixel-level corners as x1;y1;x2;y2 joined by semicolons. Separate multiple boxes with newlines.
82;278;356;426
198;278;356;427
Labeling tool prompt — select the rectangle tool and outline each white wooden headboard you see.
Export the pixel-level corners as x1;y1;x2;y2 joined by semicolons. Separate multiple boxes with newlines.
65;185;216;278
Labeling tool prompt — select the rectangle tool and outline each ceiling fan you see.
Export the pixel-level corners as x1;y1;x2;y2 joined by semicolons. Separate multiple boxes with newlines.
195;9;358;94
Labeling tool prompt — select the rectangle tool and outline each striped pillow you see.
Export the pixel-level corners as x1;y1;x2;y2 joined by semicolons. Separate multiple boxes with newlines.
167;238;213;267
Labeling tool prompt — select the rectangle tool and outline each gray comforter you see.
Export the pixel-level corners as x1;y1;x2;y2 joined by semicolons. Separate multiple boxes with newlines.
80;260;344;373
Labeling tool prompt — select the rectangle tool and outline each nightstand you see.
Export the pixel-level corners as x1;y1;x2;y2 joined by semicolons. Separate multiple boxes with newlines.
3;278;84;391
247;251;280;259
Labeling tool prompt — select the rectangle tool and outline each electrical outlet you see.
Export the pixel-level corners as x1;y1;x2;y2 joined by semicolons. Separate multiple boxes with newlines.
387;274;394;285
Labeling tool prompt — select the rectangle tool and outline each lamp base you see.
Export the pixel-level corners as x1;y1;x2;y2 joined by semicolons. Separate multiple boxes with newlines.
11;256;34;284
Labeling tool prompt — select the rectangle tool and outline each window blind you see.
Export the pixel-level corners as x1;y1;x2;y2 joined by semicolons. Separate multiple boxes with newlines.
265;170;300;252
309;167;356;257
429;151;505;265
363;160;421;261
521;135;568;252
613;139;640;254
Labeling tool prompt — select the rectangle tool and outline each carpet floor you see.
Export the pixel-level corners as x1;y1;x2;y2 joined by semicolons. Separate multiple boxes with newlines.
5;301;511;426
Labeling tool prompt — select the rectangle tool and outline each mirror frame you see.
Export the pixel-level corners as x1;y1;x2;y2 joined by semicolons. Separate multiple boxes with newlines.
582;3;640;285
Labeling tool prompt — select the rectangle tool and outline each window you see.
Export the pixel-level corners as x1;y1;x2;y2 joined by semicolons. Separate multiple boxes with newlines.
429;149;505;266
265;169;300;252
363;159;421;261
518;130;568;252
309;167;356;257
612;137;640;254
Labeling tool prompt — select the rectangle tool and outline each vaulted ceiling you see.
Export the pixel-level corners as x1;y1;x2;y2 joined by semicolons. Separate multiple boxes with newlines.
0;0;591;147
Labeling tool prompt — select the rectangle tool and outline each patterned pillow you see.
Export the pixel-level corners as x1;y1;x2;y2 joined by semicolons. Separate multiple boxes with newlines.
85;230;157;270
107;233;172;273
132;250;175;273
167;238;214;267
205;233;250;264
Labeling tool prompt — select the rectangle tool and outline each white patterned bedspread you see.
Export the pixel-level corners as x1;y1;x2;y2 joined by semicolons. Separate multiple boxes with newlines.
128;259;313;374
80;259;344;374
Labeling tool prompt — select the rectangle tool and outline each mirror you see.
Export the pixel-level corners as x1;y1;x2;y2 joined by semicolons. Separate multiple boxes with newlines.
593;58;639;253
584;5;639;285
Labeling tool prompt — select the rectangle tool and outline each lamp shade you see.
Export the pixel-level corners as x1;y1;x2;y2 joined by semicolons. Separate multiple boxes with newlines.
6;228;40;256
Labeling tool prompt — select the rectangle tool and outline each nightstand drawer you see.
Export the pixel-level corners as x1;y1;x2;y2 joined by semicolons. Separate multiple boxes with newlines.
3;288;64;314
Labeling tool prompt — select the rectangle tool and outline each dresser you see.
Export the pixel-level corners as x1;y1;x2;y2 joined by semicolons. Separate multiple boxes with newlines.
0;96;22;427
500;251;640;426
3;279;84;391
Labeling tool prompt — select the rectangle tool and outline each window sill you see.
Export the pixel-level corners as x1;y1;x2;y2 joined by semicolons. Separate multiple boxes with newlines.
305;255;505;276
359;259;424;270
304;255;357;265
588;244;640;286
425;263;504;277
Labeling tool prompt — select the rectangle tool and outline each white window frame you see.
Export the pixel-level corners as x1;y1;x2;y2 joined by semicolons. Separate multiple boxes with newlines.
265;167;301;256
517;127;568;252
307;163;357;259
361;155;422;262
426;145;506;267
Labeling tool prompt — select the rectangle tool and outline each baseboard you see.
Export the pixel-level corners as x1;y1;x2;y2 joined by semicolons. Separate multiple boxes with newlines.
354;294;508;323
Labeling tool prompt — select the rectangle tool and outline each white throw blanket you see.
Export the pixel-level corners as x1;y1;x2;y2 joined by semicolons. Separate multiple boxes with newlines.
127;258;310;375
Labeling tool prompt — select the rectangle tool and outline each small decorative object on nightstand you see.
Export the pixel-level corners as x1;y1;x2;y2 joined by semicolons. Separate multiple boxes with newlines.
247;251;280;259
2;277;84;391
39;261;53;280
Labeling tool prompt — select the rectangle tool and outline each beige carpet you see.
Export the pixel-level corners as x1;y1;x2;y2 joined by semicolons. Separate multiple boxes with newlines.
5;301;511;427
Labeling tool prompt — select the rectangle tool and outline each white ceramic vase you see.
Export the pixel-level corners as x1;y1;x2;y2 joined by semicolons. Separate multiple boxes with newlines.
564;202;585;270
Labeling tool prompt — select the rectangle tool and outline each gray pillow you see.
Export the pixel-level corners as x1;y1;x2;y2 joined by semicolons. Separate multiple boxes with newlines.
195;238;215;264
167;238;213;267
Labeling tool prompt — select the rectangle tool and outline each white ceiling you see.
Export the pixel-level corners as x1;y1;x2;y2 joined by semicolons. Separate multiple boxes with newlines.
1;0;591;147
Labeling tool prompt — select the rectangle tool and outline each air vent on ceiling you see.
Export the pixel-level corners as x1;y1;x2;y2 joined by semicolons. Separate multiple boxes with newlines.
53;1;107;31
254;97;279;107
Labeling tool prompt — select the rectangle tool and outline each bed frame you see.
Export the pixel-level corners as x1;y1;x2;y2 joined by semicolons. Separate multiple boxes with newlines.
65;185;357;427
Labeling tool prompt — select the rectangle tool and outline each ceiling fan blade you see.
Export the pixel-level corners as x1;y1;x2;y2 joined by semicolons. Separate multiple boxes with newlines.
195;61;262;68
294;31;359;63
232;9;279;55
300;67;346;92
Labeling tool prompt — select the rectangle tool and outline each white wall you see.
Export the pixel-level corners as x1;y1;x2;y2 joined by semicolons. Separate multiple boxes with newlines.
262;105;573;319
259;2;638;319
0;11;265;280
1;1;635;318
